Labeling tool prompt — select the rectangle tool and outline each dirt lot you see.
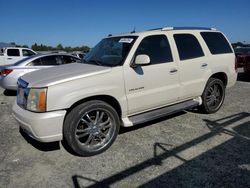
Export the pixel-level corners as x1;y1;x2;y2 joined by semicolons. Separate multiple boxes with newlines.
0;72;250;188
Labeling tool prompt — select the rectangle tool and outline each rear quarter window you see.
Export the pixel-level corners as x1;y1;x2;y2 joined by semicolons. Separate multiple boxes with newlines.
200;32;233;55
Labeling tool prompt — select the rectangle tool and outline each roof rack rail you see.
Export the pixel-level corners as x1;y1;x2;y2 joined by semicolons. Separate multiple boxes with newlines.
161;27;216;31
147;27;163;31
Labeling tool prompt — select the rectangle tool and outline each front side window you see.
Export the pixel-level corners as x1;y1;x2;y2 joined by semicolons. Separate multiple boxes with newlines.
7;49;20;56
28;56;64;66
22;49;36;56
40;56;62;66
83;36;138;66
62;55;80;64
201;32;233;55
174;34;204;60
135;35;173;64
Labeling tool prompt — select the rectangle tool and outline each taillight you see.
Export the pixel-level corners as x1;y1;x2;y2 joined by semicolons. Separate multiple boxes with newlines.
235;57;238;72
1;69;13;76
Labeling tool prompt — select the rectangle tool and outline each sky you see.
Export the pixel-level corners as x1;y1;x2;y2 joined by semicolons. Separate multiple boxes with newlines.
0;0;249;48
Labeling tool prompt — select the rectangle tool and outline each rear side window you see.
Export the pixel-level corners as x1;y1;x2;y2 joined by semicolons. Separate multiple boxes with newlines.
7;49;20;56
201;32;233;54
135;35;173;64
28;58;42;66
174;34;204;60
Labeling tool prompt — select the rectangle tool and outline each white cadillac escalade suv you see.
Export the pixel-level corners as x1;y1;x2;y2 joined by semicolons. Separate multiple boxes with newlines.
12;27;237;156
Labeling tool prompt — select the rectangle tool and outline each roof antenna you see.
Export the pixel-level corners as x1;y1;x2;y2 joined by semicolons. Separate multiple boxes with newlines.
131;27;136;33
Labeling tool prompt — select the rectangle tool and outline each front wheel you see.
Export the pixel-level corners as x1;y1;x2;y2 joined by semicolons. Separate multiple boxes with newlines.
63;100;120;156
200;78;225;114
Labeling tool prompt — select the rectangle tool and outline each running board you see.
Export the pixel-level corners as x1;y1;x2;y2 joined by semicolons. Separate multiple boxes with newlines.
128;100;199;125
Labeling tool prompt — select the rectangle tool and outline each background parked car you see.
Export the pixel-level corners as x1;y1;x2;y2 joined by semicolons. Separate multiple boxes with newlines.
243;55;250;75
234;47;250;67
0;53;80;90
70;51;86;59
0;47;37;66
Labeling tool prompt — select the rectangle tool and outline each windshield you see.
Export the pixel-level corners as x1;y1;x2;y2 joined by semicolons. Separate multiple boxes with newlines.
82;36;138;66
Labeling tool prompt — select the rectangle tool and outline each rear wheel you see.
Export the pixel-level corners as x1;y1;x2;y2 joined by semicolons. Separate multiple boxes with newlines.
200;78;225;114
63;100;120;156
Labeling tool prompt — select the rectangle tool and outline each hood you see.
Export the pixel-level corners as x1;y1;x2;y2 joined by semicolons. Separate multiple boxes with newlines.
21;63;111;87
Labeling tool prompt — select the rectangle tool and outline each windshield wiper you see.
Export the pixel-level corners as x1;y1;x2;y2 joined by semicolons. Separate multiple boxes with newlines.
82;58;114;67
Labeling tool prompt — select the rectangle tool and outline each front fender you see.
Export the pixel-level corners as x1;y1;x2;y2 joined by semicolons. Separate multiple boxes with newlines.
46;70;127;117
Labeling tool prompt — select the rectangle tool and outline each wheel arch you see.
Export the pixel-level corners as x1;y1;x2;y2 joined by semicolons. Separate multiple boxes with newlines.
210;72;228;87
65;95;122;118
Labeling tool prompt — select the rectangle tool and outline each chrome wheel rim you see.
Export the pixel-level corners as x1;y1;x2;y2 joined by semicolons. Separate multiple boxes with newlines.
206;83;223;109
75;109;114;150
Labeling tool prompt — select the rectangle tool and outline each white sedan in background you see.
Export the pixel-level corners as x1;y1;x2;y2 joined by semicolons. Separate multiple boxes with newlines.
0;53;80;90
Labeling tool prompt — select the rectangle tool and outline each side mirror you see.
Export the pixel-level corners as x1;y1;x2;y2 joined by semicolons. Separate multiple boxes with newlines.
134;54;150;65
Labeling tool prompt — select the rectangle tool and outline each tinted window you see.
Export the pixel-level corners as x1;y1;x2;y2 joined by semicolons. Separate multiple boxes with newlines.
174;34;204;60
22;49;36;56
62;55;80;64
201;32;233;54
28;58;42;66
135;35;173;64
7;49;20;56
28;56;62;66
40;56;63;66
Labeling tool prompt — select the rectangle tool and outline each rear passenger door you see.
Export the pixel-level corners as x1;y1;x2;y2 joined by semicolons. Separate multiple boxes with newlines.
6;49;22;64
173;33;210;99
124;34;180;114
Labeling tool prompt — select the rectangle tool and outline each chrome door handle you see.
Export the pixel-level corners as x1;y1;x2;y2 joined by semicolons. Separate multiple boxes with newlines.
201;63;208;67
7;58;12;60
170;68;178;73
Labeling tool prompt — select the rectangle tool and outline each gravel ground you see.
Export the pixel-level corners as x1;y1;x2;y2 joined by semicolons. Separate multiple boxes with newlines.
0;72;250;188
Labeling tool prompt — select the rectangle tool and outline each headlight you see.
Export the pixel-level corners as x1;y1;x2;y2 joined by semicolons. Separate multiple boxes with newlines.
26;88;47;112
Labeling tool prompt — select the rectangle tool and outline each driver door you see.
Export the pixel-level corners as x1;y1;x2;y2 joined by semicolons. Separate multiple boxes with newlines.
124;34;181;115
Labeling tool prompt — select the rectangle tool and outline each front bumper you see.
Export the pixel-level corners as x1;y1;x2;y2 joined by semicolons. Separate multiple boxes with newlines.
12;102;66;142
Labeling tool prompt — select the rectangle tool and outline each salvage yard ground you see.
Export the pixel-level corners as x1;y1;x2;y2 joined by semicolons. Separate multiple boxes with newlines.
0;71;250;188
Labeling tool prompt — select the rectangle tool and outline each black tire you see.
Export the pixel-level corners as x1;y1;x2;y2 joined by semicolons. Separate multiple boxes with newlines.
63;100;120;156
200;78;225;114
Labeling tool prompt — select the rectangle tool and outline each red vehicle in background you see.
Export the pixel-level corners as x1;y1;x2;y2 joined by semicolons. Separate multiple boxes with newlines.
243;55;250;75
234;47;250;67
